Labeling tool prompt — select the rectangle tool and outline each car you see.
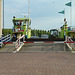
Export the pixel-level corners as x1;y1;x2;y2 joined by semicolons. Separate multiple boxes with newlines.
41;34;49;39
30;36;40;39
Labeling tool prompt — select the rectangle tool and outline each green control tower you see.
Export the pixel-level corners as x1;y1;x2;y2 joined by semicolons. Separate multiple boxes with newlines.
12;16;31;39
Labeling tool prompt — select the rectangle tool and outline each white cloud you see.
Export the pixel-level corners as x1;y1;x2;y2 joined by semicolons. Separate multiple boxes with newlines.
31;17;64;30
3;0;75;30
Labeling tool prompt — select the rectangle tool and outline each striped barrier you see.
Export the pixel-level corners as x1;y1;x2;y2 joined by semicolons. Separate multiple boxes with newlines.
2;35;11;42
0;34;11;48
23;41;75;44
15;35;25;52
65;36;75;50
1;35;75;52
23;41;65;44
3;40;75;44
0;38;2;48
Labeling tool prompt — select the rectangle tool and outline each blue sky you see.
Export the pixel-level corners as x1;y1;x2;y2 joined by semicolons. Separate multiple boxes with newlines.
3;0;75;30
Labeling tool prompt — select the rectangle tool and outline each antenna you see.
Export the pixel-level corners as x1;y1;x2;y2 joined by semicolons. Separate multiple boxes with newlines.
22;14;29;17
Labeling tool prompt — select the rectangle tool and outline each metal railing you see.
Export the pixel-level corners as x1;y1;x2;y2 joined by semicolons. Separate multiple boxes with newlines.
0;34;11;48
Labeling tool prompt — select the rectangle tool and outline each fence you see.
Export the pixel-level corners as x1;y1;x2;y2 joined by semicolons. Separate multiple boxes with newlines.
0;34;11;48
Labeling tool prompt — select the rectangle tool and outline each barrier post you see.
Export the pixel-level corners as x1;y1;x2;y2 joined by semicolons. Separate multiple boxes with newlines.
0;38;2;48
65;36;75;50
15;35;25;51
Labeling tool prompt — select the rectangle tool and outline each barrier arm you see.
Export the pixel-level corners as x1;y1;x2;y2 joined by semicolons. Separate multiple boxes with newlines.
65;36;75;50
15;35;25;52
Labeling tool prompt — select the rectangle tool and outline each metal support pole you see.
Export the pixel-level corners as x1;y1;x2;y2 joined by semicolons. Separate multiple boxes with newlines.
70;0;72;26
28;0;30;27
0;0;2;37
3;0;4;34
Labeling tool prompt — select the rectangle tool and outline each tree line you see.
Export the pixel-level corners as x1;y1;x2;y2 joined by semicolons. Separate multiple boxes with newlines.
2;29;12;36
31;29;50;37
2;29;51;37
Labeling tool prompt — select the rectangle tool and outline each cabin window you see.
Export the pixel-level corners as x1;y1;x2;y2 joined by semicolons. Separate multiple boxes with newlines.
51;31;58;35
13;21;24;26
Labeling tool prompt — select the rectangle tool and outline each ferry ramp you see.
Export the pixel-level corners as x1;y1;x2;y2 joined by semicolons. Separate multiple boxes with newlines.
20;43;69;52
0;42;69;53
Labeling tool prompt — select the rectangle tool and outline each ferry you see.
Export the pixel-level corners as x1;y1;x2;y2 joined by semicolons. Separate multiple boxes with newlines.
12;16;31;41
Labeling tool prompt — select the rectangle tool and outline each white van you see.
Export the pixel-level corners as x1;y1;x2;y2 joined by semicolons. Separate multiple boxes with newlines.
41;34;48;39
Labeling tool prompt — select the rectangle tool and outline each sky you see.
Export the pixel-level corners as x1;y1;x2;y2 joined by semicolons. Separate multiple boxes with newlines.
3;0;75;30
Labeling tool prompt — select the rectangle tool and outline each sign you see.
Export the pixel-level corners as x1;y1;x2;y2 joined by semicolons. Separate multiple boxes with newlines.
65;27;70;28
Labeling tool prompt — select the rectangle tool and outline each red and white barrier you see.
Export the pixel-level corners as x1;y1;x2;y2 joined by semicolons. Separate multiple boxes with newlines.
15;35;25;52
65;36;75;50
23;41;64;44
2;35;75;52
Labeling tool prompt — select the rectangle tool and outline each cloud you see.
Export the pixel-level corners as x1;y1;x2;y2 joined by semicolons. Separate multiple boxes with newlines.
3;0;75;30
31;16;63;30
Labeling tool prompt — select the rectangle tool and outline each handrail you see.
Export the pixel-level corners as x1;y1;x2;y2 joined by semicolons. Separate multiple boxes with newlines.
0;34;11;48
15;35;25;51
